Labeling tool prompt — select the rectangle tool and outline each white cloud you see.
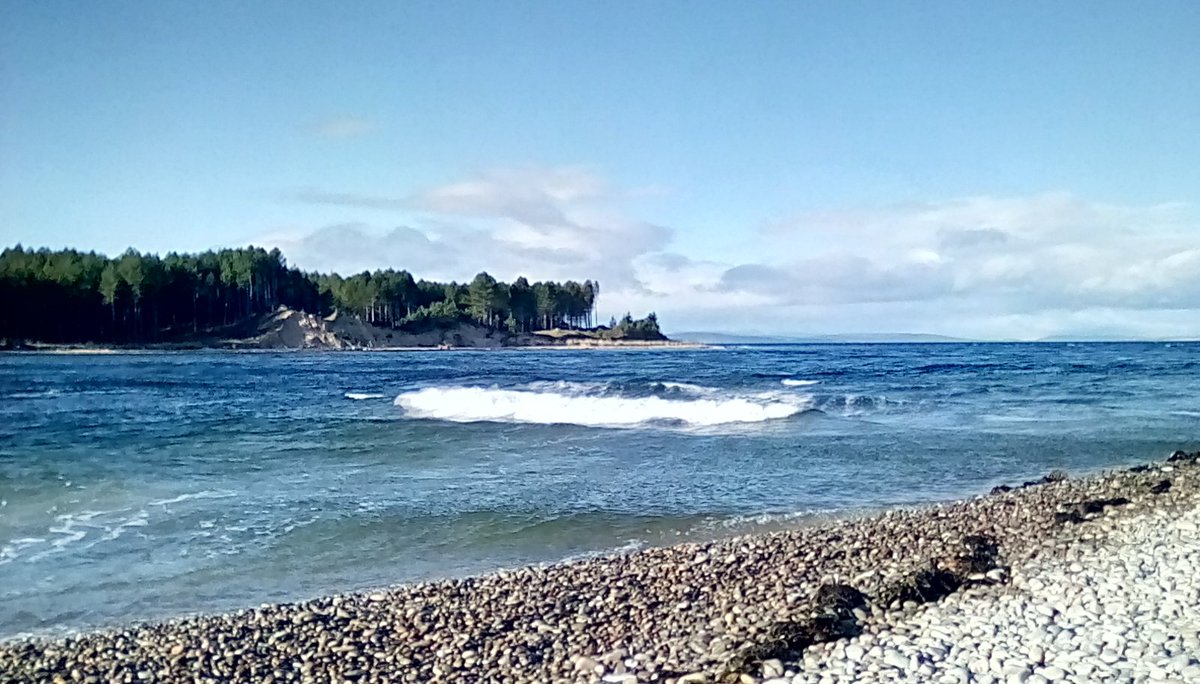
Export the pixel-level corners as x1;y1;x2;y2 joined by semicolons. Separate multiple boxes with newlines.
260;173;1200;339
268;167;670;296
415;166;607;224
266;223;444;276
712;193;1200;336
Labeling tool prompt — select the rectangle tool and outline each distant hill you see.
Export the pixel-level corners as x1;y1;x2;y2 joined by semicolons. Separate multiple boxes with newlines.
670;331;970;344
1033;333;1195;342
667;332;798;344
808;332;971;343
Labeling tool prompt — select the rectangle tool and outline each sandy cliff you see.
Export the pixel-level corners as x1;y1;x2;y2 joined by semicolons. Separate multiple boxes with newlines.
228;307;550;350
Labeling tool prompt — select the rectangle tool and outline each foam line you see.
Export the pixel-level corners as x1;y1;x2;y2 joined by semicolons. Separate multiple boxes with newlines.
394;386;808;427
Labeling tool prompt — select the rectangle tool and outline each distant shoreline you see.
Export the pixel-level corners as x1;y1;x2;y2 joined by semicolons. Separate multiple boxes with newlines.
0;306;699;352
10;338;1196;354
2;339;707;354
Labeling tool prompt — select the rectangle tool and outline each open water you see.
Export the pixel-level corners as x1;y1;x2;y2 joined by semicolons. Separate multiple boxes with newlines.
1;343;1196;637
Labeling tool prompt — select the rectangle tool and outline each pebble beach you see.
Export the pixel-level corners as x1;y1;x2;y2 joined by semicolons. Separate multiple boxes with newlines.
2;451;1198;684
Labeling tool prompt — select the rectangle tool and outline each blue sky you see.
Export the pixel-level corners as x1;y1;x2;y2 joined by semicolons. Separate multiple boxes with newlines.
2;1;1198;338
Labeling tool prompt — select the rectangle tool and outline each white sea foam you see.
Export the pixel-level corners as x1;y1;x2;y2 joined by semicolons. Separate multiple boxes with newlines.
713;511;807;528
0;537;46;565
6;493;235;564
100;510;149;541
559;539;647;563
149;490;237;507
6;389;60;399
393;386;809;427
657;381;710;393
34;517;89;558
672;510;836;538
522;380;609;394
345;392;387;400
781;379;819;387
14;507;160;563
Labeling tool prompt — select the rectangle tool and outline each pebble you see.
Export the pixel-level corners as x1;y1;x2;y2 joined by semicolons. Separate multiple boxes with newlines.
3;456;1199;683
792;479;1200;684
761;659;784;678
882;650;909;670
1036;665;1065;680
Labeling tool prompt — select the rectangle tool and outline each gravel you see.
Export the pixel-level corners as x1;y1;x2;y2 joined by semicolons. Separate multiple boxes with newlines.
2;451;1198;684
792;485;1200;684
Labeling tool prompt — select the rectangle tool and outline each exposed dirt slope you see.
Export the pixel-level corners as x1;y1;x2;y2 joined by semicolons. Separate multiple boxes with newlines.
227;307;543;349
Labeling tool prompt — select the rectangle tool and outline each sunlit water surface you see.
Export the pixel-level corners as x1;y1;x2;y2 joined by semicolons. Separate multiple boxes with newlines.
1;343;1197;637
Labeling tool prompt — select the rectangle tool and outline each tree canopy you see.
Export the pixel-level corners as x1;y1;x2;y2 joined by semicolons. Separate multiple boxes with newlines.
0;244;628;344
608;312;664;341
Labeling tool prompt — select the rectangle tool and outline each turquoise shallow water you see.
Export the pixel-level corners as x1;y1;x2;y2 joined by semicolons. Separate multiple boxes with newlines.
0;343;1196;637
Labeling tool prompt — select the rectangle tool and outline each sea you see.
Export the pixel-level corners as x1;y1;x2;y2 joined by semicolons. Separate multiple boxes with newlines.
1;343;1196;638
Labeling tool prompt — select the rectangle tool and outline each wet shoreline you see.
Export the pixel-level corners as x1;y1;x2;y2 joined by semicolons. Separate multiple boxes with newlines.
3;451;1197;683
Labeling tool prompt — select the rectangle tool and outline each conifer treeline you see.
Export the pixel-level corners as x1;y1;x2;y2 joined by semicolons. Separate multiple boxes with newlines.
0;245;624;343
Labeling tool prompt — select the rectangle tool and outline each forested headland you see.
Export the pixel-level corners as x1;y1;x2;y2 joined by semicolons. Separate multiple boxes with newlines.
0;245;664;346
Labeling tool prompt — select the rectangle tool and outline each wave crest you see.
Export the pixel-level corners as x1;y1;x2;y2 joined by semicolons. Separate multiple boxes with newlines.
781;379;819;387
393;386;808;428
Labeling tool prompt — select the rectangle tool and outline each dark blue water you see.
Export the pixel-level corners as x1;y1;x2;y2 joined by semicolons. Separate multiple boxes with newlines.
1;344;1196;637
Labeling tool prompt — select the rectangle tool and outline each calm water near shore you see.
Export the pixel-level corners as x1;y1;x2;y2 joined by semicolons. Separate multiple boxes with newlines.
1;343;1197;638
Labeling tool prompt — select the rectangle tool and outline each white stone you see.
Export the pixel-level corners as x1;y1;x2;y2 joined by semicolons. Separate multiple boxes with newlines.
762;659;785;679
1036;665;1065;680
944;666;970;682
882;650;909;670
787;507;1200;684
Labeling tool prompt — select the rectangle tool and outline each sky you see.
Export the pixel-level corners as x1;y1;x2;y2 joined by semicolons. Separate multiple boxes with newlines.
2;1;1198;339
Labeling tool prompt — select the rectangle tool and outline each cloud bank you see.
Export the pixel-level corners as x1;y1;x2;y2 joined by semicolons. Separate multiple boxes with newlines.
260;169;1200;340
270;166;669;293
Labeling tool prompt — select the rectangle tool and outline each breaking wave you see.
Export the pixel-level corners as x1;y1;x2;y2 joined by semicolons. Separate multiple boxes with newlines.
815;393;895;416
345;392;387;400
781;379;819;387
393;385;810;428
522;380;713;397
693;509;839;534
656;381;711;394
